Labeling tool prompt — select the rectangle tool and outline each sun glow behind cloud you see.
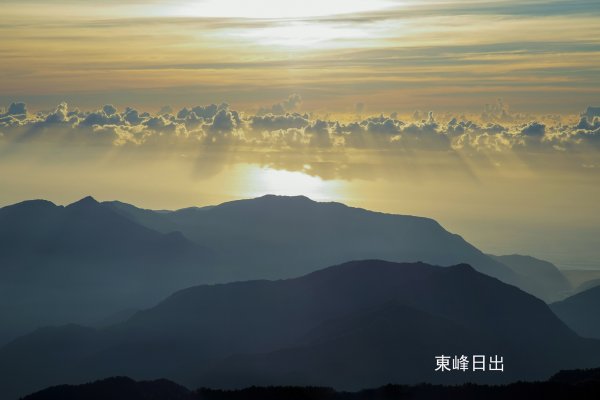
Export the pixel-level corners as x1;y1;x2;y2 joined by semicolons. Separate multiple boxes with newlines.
241;166;346;201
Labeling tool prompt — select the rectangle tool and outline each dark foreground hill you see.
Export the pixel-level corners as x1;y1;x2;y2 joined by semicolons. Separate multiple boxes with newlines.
551;286;600;339
2;261;599;399
20;377;193;400
20;368;600;400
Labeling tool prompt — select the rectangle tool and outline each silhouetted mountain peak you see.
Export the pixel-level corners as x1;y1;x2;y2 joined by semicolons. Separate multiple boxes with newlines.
0;199;57;213
19;199;57;207
259;194;314;203
261;194;353;209
230;194;318;208
218;194;350;211
67;196;99;209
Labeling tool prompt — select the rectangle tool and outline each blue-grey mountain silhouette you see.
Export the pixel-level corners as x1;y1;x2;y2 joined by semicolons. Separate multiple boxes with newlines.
105;195;518;284
0;195;570;345
489;254;571;302
551;286;600;339
1;261;598;399
0;197;213;344
104;195;569;303
576;278;600;293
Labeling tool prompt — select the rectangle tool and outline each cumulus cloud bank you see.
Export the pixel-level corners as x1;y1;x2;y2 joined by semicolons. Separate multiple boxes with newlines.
2;100;599;157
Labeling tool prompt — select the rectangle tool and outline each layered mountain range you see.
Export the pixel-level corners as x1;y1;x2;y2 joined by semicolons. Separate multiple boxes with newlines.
551;286;600;339
0;195;572;343
2;260;599;399
1;195;598;399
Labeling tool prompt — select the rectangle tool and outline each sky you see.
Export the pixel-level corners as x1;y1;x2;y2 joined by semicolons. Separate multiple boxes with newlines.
1;0;599;268
2;0;599;112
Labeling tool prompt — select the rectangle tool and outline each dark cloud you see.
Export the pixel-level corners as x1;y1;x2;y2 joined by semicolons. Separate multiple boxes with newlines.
177;103;227;120
397;112;451;151
207;109;239;134
0;102;28;124
102;104;118;116
582;107;600;120
124;107;143;125
364;115;402;135
44;103;69;123
6;102;27;116
520;122;546;137
250;113;310;132
79;108;124;127
306;120;332;148
143;115;178;132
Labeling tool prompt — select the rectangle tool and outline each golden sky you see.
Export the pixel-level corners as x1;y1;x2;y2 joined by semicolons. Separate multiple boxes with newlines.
2;0;599;112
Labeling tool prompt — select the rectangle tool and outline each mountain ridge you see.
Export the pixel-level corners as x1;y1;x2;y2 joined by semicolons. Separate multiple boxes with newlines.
551;286;600;339
1;260;597;399
0;196;213;344
0;194;572;347
19;370;600;400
